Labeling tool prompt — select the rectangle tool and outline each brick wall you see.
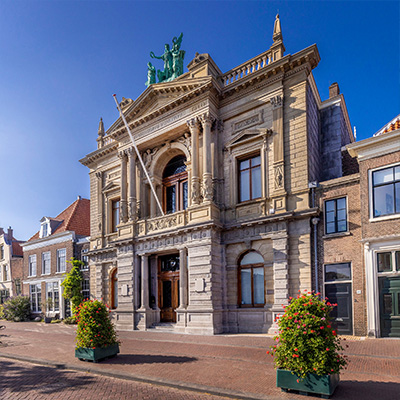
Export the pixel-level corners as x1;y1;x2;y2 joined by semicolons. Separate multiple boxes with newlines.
316;174;367;336
11;256;23;295
359;151;400;240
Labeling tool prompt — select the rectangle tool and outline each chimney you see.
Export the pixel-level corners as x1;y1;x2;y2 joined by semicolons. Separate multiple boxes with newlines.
7;226;13;240
329;82;340;98
0;227;3;235
77;195;82;200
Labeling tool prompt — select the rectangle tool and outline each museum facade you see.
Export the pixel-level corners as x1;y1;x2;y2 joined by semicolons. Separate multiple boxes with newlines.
80;16;355;334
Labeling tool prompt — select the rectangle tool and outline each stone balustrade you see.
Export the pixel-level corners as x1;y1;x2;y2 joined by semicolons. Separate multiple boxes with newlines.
103;136;115;146
137;210;187;236
221;49;273;87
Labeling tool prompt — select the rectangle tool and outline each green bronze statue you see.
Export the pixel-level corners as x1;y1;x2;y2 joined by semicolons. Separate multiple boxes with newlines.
146;33;185;86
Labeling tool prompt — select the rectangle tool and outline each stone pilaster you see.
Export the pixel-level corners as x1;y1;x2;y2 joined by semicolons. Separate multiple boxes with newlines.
179;247;188;308
127;148;137;222
200;113;215;202
95;172;103;237
187;118;200;205
118;150;128;223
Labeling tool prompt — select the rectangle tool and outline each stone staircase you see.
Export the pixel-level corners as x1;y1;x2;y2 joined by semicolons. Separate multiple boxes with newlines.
147;322;177;332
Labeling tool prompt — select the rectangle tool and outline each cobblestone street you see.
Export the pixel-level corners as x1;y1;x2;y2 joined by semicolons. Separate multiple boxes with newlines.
0;358;229;400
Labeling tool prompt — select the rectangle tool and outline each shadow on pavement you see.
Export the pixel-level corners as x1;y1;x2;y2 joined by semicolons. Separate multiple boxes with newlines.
102;354;197;365
0;359;96;394
333;380;400;400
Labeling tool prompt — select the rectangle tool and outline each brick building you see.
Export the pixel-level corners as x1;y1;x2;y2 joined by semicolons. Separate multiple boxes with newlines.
0;227;24;302
80;15;355;334
347;114;400;337
21;197;90;319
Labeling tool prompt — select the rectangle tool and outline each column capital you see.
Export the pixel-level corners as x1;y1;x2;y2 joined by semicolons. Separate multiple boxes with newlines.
118;150;128;160
199;112;215;126
126;147;136;159
270;95;283;109
187;117;199;131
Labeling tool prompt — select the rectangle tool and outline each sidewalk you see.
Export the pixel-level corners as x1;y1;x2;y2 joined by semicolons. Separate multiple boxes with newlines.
0;321;399;400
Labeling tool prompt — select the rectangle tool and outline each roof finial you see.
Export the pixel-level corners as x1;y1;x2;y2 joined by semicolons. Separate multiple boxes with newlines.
273;13;282;42
98;117;105;137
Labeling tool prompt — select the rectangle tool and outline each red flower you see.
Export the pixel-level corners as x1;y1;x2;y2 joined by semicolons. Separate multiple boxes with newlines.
320;326;324;329
326;348;330;351
266;351;270;354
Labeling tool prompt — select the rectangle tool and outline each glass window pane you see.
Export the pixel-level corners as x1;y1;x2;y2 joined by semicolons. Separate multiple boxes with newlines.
377;252;392;272
337;198;346;210
240;251;264;265
325;263;351;282
326;222;335;234
166;185;176;213
251;166;261;199
373;168;394;185
326;210;335;223
182;181;188;210
395;166;400;180
241;269;252;305
240;169;250;202
337;209;346;221
325;200;335;212
240;159;250;170
374;185;394;217
395;182;400;213
253;267;264;304
251;156;261;166
396;252;400;272
337;220;347;232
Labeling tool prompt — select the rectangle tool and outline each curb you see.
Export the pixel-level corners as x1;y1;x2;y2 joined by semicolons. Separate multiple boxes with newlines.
0;352;273;400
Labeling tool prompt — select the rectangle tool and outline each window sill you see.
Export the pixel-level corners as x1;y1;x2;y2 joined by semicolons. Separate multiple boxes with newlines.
56;271;66;274
80;268;89;271
41;273;51;276
27;275;37;278
322;232;351;239
369;213;400;223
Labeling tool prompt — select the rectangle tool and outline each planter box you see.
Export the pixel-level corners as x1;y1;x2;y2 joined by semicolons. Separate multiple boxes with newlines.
276;369;339;398
75;344;119;362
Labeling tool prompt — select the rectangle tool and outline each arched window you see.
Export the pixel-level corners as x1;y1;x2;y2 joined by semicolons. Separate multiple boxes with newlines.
110;269;118;309
163;155;188;214
239;251;265;307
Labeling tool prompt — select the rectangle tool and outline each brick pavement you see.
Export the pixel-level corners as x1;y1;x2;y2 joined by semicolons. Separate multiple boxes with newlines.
0;321;400;399
0;358;230;400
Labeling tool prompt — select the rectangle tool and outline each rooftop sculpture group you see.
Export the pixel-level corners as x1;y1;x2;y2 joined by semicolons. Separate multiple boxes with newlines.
145;33;185;87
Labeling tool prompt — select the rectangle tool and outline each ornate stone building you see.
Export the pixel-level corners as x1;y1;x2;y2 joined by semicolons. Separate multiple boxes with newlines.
80;16;354;334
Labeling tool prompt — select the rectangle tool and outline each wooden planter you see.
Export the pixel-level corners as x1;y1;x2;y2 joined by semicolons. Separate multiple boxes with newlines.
276;369;339;398
75;344;119;362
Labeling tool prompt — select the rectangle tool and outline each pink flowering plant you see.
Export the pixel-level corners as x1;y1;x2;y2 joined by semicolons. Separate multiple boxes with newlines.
267;291;347;379
75;299;120;349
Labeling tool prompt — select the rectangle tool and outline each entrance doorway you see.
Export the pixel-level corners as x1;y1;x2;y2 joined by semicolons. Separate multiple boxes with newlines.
379;277;400;337
158;254;180;322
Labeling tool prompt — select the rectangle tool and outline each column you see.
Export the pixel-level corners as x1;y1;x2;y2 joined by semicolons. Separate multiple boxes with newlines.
187;118;200;205
140;255;149;310
95;172;103;236
270;95;285;192
179;248;188;308
118;150;128;223
134;254;141;309
200;113;214;202
127;148;137;222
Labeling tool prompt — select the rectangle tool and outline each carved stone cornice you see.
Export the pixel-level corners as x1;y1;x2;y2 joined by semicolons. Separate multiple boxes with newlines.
270;95;283;109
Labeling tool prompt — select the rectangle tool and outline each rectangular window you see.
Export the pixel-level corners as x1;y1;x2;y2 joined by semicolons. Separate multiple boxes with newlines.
81;249;89;270
372;165;400;217
14;279;21;296
111;199;120;232
42;223;48;237
82;278;90;301
42;252;51;275
46;282;59;312
325;197;347;234
30;284;41;312
0;245;4;259
0;289;9;304
325;263;352;282
4;264;9;281
239;155;261;202
29;255;37;276
377;251;400;273
57;249;66;273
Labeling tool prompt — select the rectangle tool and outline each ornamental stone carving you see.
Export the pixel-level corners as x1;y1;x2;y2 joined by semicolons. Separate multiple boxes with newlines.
274;164;284;189
270;95;283;109
143;146;160;169
177;132;191;156
202;175;213;202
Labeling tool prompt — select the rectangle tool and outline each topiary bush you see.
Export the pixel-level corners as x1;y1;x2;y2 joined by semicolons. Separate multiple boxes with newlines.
267;291;347;379
2;295;31;322
75;299;120;349
61;258;84;314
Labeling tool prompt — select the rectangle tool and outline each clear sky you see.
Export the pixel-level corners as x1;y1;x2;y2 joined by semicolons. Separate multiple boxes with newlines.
0;0;399;241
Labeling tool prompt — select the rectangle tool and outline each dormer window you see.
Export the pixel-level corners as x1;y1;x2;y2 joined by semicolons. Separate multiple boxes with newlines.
40;217;51;238
42;223;48;237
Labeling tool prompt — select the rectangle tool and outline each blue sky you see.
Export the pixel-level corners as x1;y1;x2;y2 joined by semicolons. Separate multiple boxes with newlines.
0;1;399;240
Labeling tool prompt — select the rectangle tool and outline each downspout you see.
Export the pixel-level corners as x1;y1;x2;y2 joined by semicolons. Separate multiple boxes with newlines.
309;182;320;294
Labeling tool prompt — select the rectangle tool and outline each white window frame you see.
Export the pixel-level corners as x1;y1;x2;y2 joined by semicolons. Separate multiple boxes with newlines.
82;278;90;300
46;282;60;312
42;251;51;275
81;249;89;271
56;248;66;273
369;162;400;222
29;255;37;277
30;284;41;313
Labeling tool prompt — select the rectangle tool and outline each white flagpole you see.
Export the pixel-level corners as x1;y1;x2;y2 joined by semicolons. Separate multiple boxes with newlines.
113;94;164;217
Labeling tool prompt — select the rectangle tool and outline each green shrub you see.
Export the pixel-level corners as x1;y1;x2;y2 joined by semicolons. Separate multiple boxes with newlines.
2;295;31;322
50;319;62;324
61;258;84;314
63;316;77;325
268;291;347;379
76;300;119;349
0;304;5;319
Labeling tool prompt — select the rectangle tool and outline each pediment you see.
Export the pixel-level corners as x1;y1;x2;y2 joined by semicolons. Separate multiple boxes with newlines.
226;128;271;149
102;181;120;193
108;76;214;135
